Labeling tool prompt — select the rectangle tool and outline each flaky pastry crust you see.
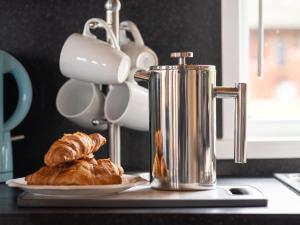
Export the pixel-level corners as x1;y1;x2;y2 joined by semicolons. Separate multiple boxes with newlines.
26;158;123;185
44;132;106;167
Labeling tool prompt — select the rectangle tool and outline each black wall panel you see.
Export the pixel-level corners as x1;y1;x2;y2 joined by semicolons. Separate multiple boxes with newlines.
1;0;222;177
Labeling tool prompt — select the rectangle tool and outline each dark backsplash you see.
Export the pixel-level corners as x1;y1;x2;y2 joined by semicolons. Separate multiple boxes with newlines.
3;0;299;178
1;0;222;177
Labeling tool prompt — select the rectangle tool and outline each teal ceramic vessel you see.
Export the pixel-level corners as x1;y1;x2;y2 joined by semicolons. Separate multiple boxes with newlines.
0;50;32;182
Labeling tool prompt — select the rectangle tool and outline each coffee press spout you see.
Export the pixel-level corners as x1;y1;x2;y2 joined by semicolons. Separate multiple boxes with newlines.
214;83;247;163
134;70;150;81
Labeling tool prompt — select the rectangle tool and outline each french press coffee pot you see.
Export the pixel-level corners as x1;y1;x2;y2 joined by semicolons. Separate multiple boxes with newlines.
135;52;247;190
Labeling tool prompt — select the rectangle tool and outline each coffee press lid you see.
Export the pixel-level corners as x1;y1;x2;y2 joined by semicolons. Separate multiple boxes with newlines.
150;51;215;71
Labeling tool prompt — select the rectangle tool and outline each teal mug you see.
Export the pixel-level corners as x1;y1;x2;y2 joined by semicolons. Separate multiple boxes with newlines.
0;50;32;182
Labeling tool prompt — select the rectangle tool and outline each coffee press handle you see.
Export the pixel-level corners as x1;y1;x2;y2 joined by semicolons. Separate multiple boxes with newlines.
214;83;247;163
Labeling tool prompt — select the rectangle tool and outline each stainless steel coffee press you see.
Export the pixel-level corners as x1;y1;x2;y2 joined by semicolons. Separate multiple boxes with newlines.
135;52;247;190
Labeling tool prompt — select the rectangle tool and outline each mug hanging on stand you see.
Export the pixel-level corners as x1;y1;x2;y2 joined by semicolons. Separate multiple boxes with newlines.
59;18;131;84
104;68;149;131
56;79;107;130
120;21;158;69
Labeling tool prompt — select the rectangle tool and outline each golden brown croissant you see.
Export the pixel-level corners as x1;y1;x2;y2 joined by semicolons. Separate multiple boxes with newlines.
26;158;122;185
96;159;124;176
44;132;106;167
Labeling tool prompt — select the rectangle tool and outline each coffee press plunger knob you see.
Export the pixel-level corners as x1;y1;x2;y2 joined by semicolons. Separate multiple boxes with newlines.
170;52;193;65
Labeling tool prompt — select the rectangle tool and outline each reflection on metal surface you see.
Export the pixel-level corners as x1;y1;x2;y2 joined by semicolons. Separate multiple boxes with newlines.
153;130;168;178
149;65;217;190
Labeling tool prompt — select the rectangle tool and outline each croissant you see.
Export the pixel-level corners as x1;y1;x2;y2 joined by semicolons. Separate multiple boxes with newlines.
44;132;106;167
96;159;124;176
26;158;122;185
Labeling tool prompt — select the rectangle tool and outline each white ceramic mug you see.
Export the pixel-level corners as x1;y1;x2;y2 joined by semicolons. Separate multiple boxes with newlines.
56;79;107;130
120;21;158;70
60;18;131;84
104;69;149;131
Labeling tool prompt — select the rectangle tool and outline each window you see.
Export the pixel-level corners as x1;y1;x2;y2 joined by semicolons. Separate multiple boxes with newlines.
218;0;300;159
248;0;300;122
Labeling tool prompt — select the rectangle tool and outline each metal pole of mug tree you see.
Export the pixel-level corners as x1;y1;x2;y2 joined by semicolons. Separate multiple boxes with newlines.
105;0;121;166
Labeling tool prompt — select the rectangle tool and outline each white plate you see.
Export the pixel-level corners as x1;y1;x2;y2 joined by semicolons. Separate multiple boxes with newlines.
6;174;148;197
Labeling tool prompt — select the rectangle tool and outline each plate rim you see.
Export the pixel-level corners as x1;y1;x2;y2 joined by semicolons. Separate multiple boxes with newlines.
6;174;148;190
